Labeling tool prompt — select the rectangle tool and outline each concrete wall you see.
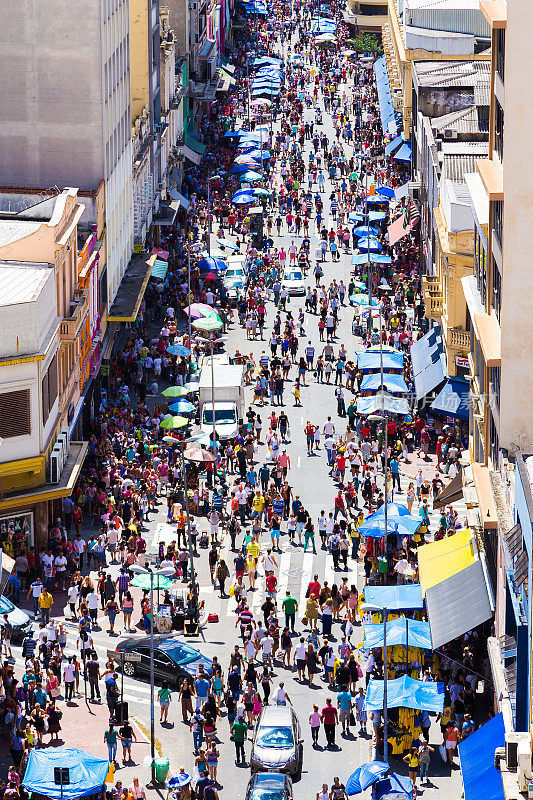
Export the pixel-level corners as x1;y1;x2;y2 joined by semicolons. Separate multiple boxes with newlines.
0;269;56;358
164;0;189;58
131;0;150;121
0;0;104;189
419;86;475;117
500;0;533;453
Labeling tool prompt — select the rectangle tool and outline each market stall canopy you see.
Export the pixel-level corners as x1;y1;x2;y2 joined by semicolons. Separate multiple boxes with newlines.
384;135;404;156
358;502;421;539
388;214;416;246
357;236;382;253
410;327;446;401
394;142;412;163
433;469;464;509
430;377;470;421
417;528;494;649
356;351;404;370
365;675;445;713
363;617;432;650
459;713;505;800
23;748;109;799
346;762;389;795
374;774;414;800
364;583;424;610
351;253;392;266
357;395;409;415
360;373;408;393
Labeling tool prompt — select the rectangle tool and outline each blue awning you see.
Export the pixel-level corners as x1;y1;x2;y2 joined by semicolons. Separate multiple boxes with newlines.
459;714;505;800
410;328;446;400
394;142;412;162
360;372;408;393
430;377;470;421
357;395;409;416
374;56;400;136
365;675;445;713
385;136;403;157
364;584;424;610
364;618;432;650
356;351;404;371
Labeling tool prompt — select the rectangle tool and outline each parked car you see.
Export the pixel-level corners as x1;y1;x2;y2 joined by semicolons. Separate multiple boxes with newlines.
281;268;306;296
115;636;212;685
0;595;32;643
250;705;303;777
223;266;247;298
245;772;293;800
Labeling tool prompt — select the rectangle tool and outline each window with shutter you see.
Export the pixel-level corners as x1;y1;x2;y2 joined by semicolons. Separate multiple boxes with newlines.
42;354;58;424
0;389;31;438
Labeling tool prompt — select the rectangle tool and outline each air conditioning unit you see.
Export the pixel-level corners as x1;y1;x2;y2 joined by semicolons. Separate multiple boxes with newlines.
57;426;71;460
49;445;64;484
444;129;458;140
506;731;531;770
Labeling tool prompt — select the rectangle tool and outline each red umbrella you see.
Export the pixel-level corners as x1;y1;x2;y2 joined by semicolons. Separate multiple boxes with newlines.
205;271;217;280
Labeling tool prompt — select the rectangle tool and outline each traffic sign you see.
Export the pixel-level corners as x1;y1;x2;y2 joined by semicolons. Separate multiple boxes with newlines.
107;649;142;663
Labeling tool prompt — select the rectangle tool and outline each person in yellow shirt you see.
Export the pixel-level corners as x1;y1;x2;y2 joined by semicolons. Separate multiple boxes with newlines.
251;490;265;524
38;589;54;623
246;540;260;560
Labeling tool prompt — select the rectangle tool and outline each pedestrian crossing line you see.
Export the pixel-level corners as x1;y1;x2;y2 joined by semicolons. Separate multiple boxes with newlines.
299;551;314;610
276;552;292;600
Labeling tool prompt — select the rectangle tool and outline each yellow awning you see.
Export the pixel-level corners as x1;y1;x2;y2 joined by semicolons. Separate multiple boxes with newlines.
417;528;475;594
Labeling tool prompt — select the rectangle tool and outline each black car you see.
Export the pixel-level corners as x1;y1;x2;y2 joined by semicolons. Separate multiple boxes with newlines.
245;773;293;800
115;636;213;686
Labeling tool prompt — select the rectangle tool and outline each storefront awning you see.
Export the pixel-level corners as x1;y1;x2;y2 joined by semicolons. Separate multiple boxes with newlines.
365;675;444;713
360;373;408;393
364;584;424;610
459;714;505;800
374;55;400;136
108;252;154;321
150;258;169;280
433;469;464;509
430;377;470;420
198;38;215;59
385;135;403;156
418;529;494;648
181;145;202;165
185;134;207;155
168;188;190;210
357;395;409;416
410;327;446;400
394;142;412;162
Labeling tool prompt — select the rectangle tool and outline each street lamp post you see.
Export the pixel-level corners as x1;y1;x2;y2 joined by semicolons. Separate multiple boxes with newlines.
206;174;221;256
129;564;175;785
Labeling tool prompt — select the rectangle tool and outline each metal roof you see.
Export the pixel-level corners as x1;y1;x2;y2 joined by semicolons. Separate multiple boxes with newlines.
0;262;53;306
414;60;490;87
431;105;484;133
0;220;41;248
442;152;487;182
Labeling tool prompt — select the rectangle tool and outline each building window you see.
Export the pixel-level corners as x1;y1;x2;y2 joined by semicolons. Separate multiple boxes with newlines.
475;229;487;306
99;267;108;312
492;258;502;322
42;354;58;424
495;98;504;162
0;389;31;438
496;28;505;83
490;366;501;415
494;200;503;252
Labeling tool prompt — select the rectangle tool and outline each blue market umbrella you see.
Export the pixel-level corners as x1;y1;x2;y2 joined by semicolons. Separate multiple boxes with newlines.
230;164;257;175
166;344;191;357
169;400;196;414
353;225;379;237
239;171;262;182
197;256;226;272
366;195;390;204
349;212;364;223
374;775;413;800
359;503;421;539
376;186;396;199
169;774;192;789
223;131;242;139
369;211;387;222
358;237;383;253
232;192;255;205
245;149;271;160
346;762;389;795
351;293;379;306
216;237;240;251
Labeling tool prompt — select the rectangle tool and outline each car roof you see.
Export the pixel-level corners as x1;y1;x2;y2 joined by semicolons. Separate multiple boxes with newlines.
254;774;286;786
259;705;293;725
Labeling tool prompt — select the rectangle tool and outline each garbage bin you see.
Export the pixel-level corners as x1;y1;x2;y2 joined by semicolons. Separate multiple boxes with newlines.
154;757;170;784
377;556;388;575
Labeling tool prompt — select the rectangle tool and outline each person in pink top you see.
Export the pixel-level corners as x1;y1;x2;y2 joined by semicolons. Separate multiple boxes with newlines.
279;449;291;477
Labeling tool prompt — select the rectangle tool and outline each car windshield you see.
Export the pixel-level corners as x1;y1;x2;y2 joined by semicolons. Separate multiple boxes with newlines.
225;269;244;279
0;596;14;614
203;408;237;424
256;726;294;748
284;272;302;281
158;640;200;665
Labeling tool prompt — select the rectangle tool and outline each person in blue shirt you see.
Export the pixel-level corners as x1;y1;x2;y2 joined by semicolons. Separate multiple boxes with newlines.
195;674;211;705
337;689;353;734
389;458;400;492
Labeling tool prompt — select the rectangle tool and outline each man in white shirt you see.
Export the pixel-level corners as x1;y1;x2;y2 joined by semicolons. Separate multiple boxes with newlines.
323;417;335;437
293;639;307;681
41;551;54;589
260;634;274;665
273;682;292;706
62;657;76;701
263;549;278;573
86;590;99;625
67;583;79;619
54;554;68;590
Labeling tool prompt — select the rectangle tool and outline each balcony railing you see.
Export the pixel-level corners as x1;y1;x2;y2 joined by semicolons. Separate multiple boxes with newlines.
426;295;443;318
60;295;89;341
422;275;441;296
449;328;470;351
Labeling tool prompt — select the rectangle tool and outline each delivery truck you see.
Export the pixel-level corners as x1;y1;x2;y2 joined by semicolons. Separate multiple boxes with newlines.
198;363;245;442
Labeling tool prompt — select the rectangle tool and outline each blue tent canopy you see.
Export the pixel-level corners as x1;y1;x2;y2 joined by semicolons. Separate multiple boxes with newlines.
384;135;403;156
358;502;421;538
346;762;389;795
394;142;412;162
23;748;109;799
366;195;390;205
364;584;424;610
374;774;413;800
459;713;505;800
369;211;387;222
430;377;470;420
363;617;432;650
356;351;404;370
365;675;445;713
357;237;382;253
361;373;408;393
356;395;410;416
351;253;392;266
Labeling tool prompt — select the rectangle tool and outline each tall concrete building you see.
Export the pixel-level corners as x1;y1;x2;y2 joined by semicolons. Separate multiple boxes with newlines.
0;0;134;305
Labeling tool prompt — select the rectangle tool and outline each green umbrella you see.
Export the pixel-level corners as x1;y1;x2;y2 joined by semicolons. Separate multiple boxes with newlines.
162;386;191;398
160;415;189;429
253;188;271;197
193;317;223;333
131;573;173;590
